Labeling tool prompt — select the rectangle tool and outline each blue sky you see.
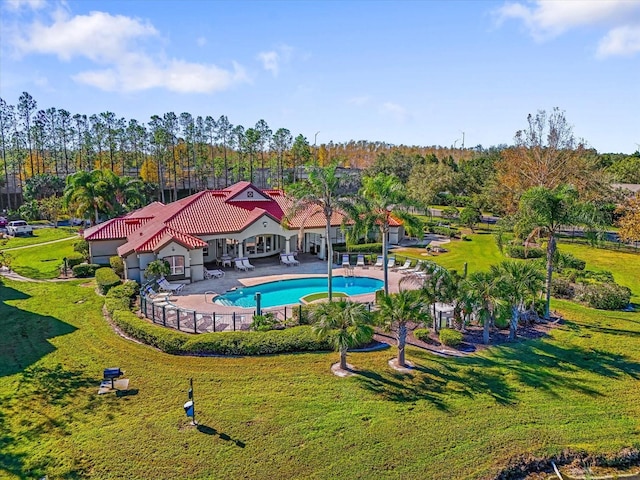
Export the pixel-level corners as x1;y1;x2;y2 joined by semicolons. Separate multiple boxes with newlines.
1;0;639;153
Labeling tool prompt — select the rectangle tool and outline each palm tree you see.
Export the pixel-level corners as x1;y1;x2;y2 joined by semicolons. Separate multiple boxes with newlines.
516;185;600;319
377;290;429;368
350;173;423;295
491;261;544;341
105;170;144;213
463;271;502;345
64;169;115;224
311;300;373;371
284;163;356;301
418;263;449;334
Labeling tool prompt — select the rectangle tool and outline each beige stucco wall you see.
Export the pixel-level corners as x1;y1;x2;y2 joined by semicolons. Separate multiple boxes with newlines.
157;242;194;283
90;239;127;265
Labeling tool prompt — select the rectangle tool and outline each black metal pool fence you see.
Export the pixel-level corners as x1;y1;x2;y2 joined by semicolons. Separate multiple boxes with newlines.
140;294;376;334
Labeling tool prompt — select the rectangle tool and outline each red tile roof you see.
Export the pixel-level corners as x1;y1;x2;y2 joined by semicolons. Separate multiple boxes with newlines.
89;181;401;255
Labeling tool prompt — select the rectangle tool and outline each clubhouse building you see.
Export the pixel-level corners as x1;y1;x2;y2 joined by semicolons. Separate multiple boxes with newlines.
84;182;404;283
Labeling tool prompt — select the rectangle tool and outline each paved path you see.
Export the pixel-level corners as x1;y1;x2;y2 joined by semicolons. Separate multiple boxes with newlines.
2;234;79;251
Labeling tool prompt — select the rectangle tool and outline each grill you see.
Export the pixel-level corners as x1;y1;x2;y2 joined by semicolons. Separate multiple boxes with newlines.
103;368;123;388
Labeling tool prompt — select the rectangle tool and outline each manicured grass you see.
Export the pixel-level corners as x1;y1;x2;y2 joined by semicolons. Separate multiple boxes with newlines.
301;292;348;303
7;238;77;279
1;227;78;249
392;231;505;274
1;240;639;479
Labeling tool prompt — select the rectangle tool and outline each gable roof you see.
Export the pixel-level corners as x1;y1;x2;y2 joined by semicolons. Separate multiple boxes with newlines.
87;181;403;255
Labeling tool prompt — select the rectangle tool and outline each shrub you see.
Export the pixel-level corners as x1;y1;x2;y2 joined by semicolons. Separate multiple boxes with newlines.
375;289;385;304
110;309;187;354
72;263;101;277
575;282;631;310
433;226;457;237
505;245;545;259
413;328;431;343
439;328;463;347
182;326;332;355
250;313;281;332
551;277;575;299
334;243;383;254
292;304;314;325
95;267;121;295
65;252;86;268
73;239;89;258
555;252;586;271
110;255;125;278
441;206;459;219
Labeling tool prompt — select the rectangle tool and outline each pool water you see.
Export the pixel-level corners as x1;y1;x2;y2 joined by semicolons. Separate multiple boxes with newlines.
214;276;384;308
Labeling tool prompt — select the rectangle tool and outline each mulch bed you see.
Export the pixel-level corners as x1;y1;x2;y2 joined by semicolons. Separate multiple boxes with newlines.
375;318;562;357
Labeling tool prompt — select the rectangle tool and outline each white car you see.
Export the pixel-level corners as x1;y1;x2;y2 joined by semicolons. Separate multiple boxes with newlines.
7;220;33;236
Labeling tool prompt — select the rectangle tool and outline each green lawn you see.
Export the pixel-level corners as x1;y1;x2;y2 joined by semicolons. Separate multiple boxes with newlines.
6;238;77;279
1;227;78;249
392;232;505;275
1;240;639;479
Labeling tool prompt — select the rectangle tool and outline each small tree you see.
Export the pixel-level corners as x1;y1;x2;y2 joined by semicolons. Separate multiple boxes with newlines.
459;205;482;232
144;259;170;282
377;290;429;368
38;195;65;227
616;193;640;244
311;300;373;371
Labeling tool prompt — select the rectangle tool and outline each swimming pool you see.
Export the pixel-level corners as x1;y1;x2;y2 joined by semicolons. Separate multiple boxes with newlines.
214;276;384;308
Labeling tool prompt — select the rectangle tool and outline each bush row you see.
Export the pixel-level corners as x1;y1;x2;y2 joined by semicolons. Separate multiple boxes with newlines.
72;263;101;277
575;282;631;310
505;245;545;259
95;267;121;295
333;243;383;254
65;252;86;268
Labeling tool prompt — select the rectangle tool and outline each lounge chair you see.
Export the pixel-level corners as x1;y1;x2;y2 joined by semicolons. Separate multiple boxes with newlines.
373;255;384;269
157;276;185;295
387;257;396;269
286;254;299;266
204;269;224;279
280;253;293;266
242;258;255;270
341;254;350;268
395;259;412;272
356;254;365;268
403;260;423;275
234;259;248;271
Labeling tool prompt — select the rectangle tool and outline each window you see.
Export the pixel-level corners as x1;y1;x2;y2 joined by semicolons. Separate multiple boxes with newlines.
163;255;185;275
203;246;209;257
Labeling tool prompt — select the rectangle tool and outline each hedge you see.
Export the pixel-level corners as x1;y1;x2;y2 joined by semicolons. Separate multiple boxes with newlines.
334;243;383;254
439;328;463;347
95;267;121;295
110;309;188;354
555;252;586;271
72;263;101;278
575;282;631;310
413;328;431;343
505;245;545;259
110;256;125;278
66;252;86;268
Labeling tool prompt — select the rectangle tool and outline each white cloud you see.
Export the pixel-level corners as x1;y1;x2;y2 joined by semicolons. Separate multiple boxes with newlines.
4;0;46;11
257;50;280;76
9;8;249;93
257;44;293;77
495;0;640;57
380;102;409;122
597;24;640;57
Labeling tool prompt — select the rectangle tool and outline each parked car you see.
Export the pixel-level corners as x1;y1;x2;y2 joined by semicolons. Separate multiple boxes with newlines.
0;216;7;228
7;220;33;236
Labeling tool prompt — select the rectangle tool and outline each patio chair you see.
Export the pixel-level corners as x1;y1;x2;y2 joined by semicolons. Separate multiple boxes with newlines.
341;254;350;268
242;258;255;270
280;253;293;266
356;254;365;268
403;260;423;275
204;269;224;279
286;254;299;266
387;257;396;269
395;259;412;272
373;255;384;269
157;276;185;295
234;258;248;271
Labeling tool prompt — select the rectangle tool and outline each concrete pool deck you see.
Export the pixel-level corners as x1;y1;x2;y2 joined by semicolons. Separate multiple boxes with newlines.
168;253;418;314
